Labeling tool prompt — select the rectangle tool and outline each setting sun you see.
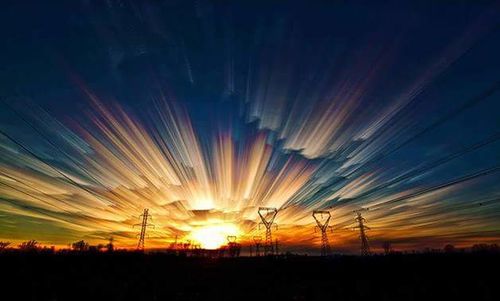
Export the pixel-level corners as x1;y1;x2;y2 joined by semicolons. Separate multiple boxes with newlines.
189;224;240;249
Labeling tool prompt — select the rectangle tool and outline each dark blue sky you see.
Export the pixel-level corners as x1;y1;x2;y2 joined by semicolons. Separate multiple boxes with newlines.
2;1;499;109
3;0;498;171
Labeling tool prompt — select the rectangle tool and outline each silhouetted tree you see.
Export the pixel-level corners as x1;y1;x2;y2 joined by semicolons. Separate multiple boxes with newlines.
181;241;191;250
71;240;89;251
18;240;39;251
0;241;11;250
472;244;488;253
472;243;499;253
444;244;456;253
41;246;56;254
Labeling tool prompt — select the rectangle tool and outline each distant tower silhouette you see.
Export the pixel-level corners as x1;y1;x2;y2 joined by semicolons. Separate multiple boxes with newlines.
382;241;392;255
353;210;370;256
253;236;262;256
134;209;154;250
313;210;332;256
227;236;241;257
258;207;278;255
106;237;114;252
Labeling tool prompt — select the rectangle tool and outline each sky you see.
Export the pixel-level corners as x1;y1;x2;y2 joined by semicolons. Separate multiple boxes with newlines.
0;0;499;254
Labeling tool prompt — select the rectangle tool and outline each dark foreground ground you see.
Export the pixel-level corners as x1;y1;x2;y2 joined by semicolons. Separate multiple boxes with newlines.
0;252;498;301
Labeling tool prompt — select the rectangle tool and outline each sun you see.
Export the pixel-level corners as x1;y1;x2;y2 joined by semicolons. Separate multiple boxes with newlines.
189;223;240;249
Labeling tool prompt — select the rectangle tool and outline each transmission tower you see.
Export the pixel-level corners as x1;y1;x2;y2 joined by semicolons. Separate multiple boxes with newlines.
227;236;241;257
106;237;114;252
134;208;154;250
253;236;262;256
353;210;370;256
258;207;278;255
313;210;333;256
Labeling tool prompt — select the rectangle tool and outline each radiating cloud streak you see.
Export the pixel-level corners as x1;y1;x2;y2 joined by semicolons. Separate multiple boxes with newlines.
0;1;499;253
1;87;499;252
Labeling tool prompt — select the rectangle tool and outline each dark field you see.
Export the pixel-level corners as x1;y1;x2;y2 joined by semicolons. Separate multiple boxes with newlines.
1;252;498;301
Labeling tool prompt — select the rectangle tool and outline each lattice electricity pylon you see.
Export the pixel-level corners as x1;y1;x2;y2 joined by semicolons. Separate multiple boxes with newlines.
258;207;278;255
133;208;155;250
227;236;241;257
106;237;114;252
253;236;262;256
313;210;333;256
353;209;371;256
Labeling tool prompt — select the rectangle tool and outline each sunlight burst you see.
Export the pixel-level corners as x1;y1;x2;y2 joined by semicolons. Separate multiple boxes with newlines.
188;224;240;249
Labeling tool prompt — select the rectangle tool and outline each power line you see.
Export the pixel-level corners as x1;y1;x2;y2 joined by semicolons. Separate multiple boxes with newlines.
0;128;116;207
0;99;134;208
345;79;500;178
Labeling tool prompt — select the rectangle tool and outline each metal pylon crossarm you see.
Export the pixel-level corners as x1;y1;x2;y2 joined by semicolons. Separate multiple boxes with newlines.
312;210;332;256
258;207;278;255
